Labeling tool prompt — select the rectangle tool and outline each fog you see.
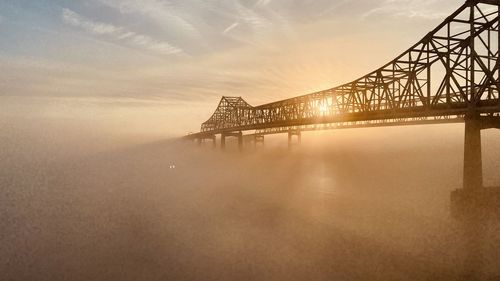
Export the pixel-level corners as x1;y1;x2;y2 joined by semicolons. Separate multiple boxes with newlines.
1;121;500;281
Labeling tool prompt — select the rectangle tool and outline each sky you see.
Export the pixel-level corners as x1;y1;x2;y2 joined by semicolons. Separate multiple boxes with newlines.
0;0;465;139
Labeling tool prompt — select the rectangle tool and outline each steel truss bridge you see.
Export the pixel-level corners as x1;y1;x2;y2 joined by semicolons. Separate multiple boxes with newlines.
185;1;500;277
186;0;500;220
188;0;500;137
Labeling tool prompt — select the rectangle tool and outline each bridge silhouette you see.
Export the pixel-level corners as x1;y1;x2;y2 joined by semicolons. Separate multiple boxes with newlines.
187;0;500;187
186;1;500;278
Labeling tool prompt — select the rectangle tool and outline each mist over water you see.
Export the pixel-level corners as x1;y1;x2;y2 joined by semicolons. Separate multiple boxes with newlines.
1;122;500;281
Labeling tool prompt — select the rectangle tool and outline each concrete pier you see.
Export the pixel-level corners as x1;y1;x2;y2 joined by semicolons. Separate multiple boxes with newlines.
287;129;301;149
254;135;264;148
450;112;500;281
196;135;216;148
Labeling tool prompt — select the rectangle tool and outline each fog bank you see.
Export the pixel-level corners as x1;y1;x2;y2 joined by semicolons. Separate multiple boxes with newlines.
1;123;500;281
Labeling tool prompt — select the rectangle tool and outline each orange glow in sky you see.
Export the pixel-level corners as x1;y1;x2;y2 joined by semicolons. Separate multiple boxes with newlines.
0;0;463;138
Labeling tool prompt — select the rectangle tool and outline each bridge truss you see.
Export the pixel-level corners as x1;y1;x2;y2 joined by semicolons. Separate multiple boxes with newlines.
189;0;500;138
185;2;500;278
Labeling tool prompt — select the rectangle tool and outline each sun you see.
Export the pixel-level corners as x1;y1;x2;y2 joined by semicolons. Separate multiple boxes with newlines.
318;104;328;114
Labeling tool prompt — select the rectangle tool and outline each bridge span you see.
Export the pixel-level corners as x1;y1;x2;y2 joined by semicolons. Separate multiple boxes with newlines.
185;1;500;278
186;0;500;188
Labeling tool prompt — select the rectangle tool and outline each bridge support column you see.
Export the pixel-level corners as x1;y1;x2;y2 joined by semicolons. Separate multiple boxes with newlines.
196;135;216;148
451;113;500;219
450;113;500;281
288;129;301;149
450;113;500;219
254;135;264;148
221;134;226;150
451;112;484;219
455;114;484;280
211;135;216;148
238;133;243;151
221;131;243;151
463;112;483;191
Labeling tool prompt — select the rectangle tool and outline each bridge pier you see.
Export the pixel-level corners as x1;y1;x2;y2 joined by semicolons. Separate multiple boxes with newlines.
288;129;301;149
451;113;500;219
254;135;265;148
221;131;243;151
450;112;500;281
463;112;483;191
196;135;216;148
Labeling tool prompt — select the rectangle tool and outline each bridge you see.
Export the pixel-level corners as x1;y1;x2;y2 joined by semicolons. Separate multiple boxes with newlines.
186;1;500;278
187;0;500;187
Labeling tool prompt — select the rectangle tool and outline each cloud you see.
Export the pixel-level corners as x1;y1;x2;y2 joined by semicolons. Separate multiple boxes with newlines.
233;0;295;45
361;0;450;20
61;8;183;55
223;22;239;35
62;8;120;34
235;3;270;31
256;0;272;8
96;0;203;40
218;1;274;47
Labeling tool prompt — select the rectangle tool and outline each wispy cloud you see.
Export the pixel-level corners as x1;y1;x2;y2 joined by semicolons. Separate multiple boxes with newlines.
256;0;272;8
97;0;203;40
218;1;275;48
235;3;270;31
361;0;449;20
61;8;183;56
94;0;298;52
223;22;239;35
62;9;120;35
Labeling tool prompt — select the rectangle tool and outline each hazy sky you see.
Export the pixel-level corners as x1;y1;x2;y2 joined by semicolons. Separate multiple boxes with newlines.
0;0;464;137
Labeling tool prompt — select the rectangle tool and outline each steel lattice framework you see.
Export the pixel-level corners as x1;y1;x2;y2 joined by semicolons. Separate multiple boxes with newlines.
189;0;500;139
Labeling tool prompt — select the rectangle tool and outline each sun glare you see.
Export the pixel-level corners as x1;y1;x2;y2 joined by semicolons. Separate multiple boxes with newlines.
319;104;328;114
